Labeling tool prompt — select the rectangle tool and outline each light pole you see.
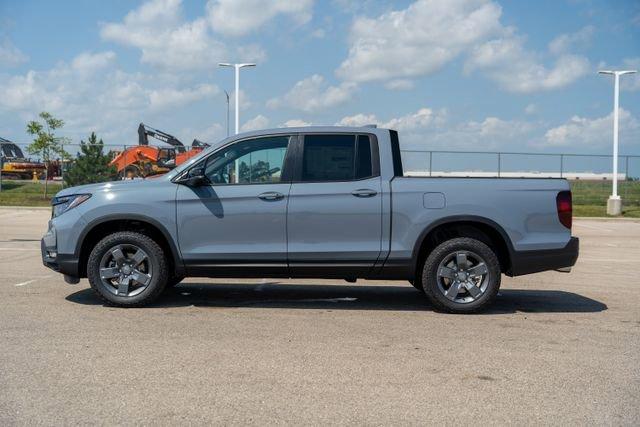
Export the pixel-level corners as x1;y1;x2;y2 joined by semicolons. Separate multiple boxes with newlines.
219;63;256;184
598;69;637;215
218;63;256;134
224;90;230;137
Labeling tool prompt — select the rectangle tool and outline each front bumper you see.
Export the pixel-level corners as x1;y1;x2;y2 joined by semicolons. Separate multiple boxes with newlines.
509;237;579;276
41;238;80;277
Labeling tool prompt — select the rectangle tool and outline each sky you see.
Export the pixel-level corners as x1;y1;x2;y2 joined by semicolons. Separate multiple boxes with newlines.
0;0;639;157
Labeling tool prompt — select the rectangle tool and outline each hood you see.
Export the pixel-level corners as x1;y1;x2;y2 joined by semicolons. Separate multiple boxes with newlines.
54;177;165;198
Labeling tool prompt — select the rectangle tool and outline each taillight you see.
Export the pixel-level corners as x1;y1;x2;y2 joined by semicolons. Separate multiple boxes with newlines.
556;191;572;229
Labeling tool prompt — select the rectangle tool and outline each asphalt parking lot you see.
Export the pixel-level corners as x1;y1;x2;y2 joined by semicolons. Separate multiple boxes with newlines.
0;207;638;425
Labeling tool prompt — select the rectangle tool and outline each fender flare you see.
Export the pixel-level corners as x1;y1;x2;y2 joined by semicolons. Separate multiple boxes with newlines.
75;213;184;275
409;214;516;272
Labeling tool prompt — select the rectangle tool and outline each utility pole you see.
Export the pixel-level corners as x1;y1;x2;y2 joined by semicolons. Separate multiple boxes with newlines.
218;63;256;183
224;90;230;137
598;69;637;215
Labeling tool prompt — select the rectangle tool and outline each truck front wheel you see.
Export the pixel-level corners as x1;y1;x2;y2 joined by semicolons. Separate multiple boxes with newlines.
87;231;169;307
421;237;500;313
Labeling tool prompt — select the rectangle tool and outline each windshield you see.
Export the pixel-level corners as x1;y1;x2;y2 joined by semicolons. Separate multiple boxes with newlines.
1;143;25;159
166;135;233;179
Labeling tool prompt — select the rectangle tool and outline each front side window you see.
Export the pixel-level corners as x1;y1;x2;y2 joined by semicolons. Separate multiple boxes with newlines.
301;134;375;182
204;135;291;184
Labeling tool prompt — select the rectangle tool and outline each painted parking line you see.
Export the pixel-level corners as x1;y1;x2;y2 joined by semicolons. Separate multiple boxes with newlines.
0;247;40;251
14;279;38;287
13;275;52;287
574;223;614;232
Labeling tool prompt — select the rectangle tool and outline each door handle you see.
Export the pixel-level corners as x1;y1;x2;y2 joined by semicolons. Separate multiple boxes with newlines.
258;191;285;201
351;189;377;198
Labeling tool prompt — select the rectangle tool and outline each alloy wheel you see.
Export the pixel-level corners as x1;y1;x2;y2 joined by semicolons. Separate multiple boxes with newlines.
436;250;490;304
99;244;152;297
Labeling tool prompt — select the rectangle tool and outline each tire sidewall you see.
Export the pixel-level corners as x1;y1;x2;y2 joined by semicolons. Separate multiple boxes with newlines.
87;232;168;306
422;237;501;313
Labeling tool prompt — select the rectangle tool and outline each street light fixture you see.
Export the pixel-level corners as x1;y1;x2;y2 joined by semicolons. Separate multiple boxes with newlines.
598;69;637;215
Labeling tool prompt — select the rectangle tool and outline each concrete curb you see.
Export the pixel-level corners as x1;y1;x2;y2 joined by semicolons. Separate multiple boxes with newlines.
575;216;640;222
0;205;50;210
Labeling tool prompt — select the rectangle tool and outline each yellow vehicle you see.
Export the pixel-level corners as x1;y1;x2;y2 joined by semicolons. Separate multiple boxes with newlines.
0;137;46;179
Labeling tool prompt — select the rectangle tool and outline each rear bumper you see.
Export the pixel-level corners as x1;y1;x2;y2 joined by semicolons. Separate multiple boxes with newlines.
509;237;579;276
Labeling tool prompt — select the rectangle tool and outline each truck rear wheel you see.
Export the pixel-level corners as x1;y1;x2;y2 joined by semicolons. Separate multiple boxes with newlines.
87;231;168;307
420;237;500;313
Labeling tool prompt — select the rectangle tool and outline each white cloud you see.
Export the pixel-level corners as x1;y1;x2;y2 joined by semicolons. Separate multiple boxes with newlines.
548;26;594;55
241;114;269;132
206;0;313;37
384;79;415;91
311;28;326;39
229;89;252;111
337;107;446;131
180;122;225;144
71;51;116;75
465;36;590;93
282;119;312;127
0;39;28;66
410;116;535;152
267;74;357;112
235;44;267;63
149;84;219;111
336;113;378;127
525;103;537;115
337;0;503;82
337;0;589;93
543;109;639;148
337;107;539;153
383;108;447;131
0;52;223;143
100;0;226;70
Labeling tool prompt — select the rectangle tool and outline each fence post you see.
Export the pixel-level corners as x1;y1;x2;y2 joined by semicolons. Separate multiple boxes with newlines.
625;155;629;180
429;151;433;177
61;144;64;188
497;153;501;178
560;154;564;178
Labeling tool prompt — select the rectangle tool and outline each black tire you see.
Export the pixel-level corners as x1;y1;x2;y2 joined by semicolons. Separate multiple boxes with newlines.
421;237;500;314
87;231;169;307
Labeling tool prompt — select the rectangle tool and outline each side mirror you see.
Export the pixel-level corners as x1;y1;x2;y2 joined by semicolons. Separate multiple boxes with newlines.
179;166;209;187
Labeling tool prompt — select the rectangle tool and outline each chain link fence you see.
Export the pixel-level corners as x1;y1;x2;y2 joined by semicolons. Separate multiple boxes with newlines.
1;141;639;208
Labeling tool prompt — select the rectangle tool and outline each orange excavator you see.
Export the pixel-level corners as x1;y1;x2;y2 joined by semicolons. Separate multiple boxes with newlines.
110;124;208;178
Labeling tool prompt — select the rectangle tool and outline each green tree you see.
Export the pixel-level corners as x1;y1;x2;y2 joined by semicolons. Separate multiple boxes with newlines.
26;112;70;197
64;132;117;187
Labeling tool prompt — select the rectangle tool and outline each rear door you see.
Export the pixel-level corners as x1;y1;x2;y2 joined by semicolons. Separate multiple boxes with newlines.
287;133;382;277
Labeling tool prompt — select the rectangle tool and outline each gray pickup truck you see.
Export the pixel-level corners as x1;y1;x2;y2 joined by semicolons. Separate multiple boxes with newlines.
41;126;578;313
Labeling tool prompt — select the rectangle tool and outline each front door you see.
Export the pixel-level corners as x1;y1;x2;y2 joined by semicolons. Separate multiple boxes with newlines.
176;135;295;276
287;133;383;277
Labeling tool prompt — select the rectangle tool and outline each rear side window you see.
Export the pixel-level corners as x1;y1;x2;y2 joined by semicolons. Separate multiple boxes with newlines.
301;134;375;182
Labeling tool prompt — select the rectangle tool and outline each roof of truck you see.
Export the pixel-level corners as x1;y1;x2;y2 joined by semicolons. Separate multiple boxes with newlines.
209;125;389;146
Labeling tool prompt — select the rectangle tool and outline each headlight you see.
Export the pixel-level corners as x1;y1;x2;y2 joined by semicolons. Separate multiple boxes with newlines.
51;194;91;218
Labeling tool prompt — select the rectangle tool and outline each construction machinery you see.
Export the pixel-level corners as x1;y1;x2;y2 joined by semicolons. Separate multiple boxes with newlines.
0;137;46;179
109;124;208;178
